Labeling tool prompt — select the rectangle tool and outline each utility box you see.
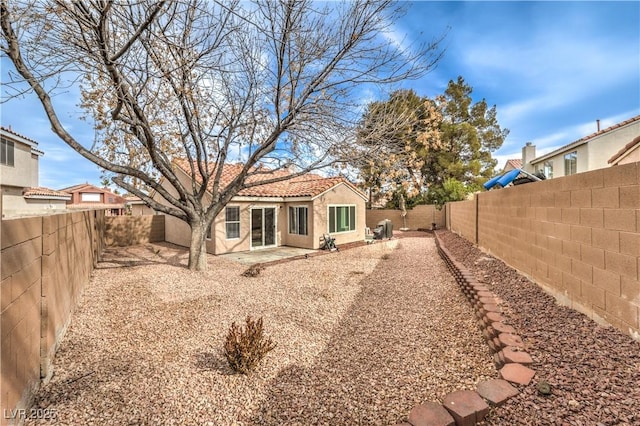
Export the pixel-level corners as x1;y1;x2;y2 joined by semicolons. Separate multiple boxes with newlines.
374;219;393;239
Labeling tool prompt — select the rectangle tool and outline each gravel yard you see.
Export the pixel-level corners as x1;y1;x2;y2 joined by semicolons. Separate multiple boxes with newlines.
438;231;640;425
25;234;495;425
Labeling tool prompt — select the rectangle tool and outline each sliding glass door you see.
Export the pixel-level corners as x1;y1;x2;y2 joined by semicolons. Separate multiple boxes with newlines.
251;207;276;248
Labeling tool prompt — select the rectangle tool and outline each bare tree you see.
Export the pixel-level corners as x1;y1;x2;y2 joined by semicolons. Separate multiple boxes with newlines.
1;0;444;270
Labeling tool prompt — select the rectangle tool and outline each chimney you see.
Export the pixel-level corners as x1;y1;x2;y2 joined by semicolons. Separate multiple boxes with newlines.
596;119;601;132
522;142;536;172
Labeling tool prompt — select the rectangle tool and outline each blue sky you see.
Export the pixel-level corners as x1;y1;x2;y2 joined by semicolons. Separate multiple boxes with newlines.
1;1;639;190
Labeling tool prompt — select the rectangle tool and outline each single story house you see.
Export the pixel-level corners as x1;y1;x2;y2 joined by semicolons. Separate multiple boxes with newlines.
125;195;156;215
154;161;368;254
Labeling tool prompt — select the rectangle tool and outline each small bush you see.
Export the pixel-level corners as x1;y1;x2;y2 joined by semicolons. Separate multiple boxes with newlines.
224;316;276;374
241;263;265;277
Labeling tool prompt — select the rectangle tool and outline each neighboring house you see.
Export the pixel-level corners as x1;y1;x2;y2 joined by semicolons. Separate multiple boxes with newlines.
154;160;368;254
61;183;127;216
608;135;640;166
0;126;71;217
125;195;156;215
502;158;522;173
522;115;640;178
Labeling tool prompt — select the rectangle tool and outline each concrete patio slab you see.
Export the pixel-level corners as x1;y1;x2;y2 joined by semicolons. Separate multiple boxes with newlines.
219;246;317;265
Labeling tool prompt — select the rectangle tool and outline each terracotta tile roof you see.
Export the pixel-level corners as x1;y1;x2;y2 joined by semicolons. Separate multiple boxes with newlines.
173;159;364;199
67;203;126;210
0;126;39;145
532;115;640;164
504;159;522;170
608;135;640;164
23;187;71;199
60;183;105;193
125;195;144;203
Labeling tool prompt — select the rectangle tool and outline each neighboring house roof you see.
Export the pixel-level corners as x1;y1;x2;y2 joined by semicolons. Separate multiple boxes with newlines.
531;115;640;164
125;195;145;204
608;135;640;165
173;159;367;200
61;182;127;205
503;159;522;171
23;187;71;200
60;183;108;193
67;203;125;210
0;126;45;156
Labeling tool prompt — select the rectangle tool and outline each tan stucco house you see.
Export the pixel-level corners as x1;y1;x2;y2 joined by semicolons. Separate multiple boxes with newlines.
155;161;368;255
0;126;71;217
522;115;640;178
125;195;156;215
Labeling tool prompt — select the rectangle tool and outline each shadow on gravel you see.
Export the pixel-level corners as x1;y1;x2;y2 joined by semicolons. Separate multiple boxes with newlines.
249;235;485;425
193;351;236;376
96;242;189;270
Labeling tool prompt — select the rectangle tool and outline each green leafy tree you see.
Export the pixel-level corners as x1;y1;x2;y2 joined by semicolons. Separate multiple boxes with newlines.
424;76;508;205
427;177;468;207
354;89;441;207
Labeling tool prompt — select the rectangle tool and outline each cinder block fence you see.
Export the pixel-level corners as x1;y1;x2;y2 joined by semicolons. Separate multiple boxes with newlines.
1;211;104;425
447;162;640;340
0;211;164;425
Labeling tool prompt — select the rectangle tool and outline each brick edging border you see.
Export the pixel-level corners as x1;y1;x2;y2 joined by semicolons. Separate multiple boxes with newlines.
395;232;537;426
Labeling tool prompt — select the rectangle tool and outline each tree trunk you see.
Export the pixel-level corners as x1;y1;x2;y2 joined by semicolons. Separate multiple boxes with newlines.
188;220;209;271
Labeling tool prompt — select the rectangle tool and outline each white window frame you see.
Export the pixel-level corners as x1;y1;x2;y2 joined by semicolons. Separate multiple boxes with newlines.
543;160;553;179
225;206;240;240
328;204;356;234
564;151;577;176
81;193;101;202
1;138;14;167
289;206;309;235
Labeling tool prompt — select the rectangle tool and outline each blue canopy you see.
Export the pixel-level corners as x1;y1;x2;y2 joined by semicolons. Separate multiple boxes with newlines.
484;168;523;190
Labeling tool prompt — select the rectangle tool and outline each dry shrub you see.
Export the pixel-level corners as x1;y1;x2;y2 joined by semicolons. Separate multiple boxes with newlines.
224;316;276;374
241;263;265;277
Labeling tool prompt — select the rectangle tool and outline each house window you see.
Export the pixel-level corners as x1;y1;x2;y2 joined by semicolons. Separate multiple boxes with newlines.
289;206;308;235
206;223;212;240
81;193;101;202
328;205;356;233
564;151;577;176
1;138;14;166
225;206;240;239
543;160;553;179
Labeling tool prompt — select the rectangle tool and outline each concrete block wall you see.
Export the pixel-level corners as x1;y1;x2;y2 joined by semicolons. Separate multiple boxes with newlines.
448;162;640;340
448;199;478;244
366;205;445;231
1;210;104;426
1;217;42;426
104;215;165;247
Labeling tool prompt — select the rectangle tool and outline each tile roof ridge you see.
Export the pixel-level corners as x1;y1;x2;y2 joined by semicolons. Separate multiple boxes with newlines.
0;126;39;145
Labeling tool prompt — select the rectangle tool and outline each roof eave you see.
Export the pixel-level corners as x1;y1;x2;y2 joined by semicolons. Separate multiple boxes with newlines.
311;181;368;201
24;195;72;201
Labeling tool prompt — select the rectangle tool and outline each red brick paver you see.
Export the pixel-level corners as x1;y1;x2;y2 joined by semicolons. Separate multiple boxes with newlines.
476;379;519;406
501;346;534;365
442;390;490;426
408;402;455;426
499;363;536;385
